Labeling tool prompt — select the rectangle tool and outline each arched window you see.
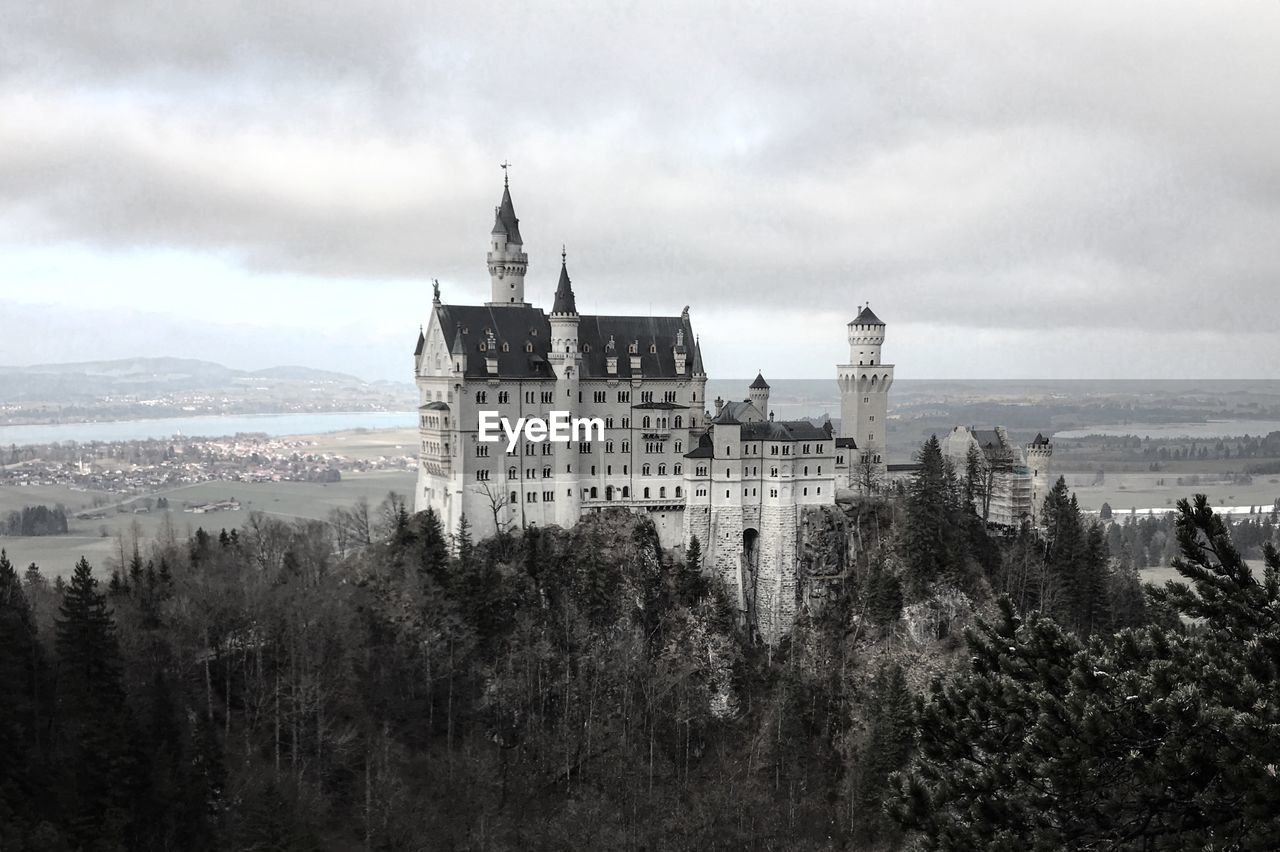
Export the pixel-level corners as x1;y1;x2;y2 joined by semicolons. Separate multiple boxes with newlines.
509;491;517;504
508;467;517;479
643;487;650;498
675;486;682;498
643;464;651;476
658;464;666;475
643;416;651;428
590;487;598;499
622;486;630;498
674;416;682;428
606;485;614;500
659;487;666;498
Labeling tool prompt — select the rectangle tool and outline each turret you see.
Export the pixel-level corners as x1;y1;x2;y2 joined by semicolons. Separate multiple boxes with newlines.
749;372;770;419
486;172;529;306
847;304;885;366
1025;433;1054;524
548;248;581;381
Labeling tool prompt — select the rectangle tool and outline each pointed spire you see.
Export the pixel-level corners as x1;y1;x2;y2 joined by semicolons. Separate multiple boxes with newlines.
552;247;577;315
451;323;466;355
491;175;522;244
692;335;706;375
750;372;770;389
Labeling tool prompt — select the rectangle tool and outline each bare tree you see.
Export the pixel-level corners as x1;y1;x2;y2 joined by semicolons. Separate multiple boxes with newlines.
471;481;514;534
855;453;883;496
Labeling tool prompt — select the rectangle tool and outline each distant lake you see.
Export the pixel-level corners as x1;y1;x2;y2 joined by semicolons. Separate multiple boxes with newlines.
0;411;417;446
1054;420;1280;440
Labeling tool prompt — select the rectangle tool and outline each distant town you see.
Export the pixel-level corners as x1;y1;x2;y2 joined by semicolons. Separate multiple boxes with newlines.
1;433;416;504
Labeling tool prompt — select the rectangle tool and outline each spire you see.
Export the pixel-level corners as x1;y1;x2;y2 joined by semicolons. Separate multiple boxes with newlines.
750;372;770;389
451;323;466;355
552;247;577;315
491;176;522;244
692;335;706;375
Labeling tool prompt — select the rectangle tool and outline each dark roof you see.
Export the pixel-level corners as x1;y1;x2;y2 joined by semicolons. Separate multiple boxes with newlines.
851;305;884;326
434;304;697;381
692;338;706;375
634;401;689;410
750;372;770;389
712;400;757;424
888;463;923;473
684;433;714;458
971;429;1005;450
835;437;859;449
552;259;577;315
414;330;425;356
739;420;832;443
491;185;523;244
420;401;450;411
1031;433;1050;446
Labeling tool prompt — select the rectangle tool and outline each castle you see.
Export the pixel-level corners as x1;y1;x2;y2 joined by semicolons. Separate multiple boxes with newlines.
413;177;903;640
941;426;1054;526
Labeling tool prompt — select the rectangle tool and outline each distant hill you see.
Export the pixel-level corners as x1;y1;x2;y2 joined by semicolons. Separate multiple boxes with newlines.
0;357;390;401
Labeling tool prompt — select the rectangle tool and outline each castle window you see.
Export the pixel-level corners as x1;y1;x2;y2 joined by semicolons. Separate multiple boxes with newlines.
641;391;653;403
649;344;656;354
508;466;517;478
475;445;489;458
869;415;875;422
622;441;630;452
498;391;509;404
510;491;517;504
643;464;651;476
644;487;651;499
590;487;598;499
605;416;614;428
590;465;596;475
817;487;822;495
542;444;552;455
658;464;667;475
618;391;630;403
476;470;490;481
674;464;682;475
476;391;487;404
543;467;551;478
621;418;630;429
622;487;630;498
675;486;682;497
643;416;651;428
804;466;809;475
606;441;614;453
837;455;844;464
674;416;682;428
659;487;666;498
803;487;808;496
674;441;682;453
526;342;533;352
542;391;553;403
502;342;510;352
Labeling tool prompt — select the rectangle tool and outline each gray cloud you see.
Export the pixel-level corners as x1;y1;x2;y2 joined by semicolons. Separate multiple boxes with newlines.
1;1;1278;375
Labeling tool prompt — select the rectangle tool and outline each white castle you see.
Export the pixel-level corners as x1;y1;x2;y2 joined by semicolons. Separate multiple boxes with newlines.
413;177;1002;639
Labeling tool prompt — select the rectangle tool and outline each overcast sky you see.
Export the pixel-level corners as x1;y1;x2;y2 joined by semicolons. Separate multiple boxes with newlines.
1;1;1277;381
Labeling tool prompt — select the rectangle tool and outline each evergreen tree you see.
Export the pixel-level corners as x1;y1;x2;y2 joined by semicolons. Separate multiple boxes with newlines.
0;549;47;841
854;664;915;843
676;534;709;605
52;557;137;848
902;436;966;597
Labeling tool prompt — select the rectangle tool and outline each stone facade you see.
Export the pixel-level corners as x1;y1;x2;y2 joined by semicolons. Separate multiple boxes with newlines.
940;425;1054;527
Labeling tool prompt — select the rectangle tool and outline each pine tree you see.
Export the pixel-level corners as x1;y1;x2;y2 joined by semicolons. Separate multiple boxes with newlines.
903;436;966;597
0;549;46;837
676;535;709;605
53;557;137;847
854;663;915;843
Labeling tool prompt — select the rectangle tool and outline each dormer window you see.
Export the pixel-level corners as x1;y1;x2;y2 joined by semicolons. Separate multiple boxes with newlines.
628;342;638;354
501;342;510;352
478;343;486;352
649;344;657;354
582;344;591;353
525;342;533;353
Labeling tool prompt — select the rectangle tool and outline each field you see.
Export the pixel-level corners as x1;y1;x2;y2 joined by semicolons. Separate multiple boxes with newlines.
0;467;416;577
1051;471;1280;514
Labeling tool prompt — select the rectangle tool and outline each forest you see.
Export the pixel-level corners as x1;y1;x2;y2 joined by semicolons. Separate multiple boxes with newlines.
2;435;1280;850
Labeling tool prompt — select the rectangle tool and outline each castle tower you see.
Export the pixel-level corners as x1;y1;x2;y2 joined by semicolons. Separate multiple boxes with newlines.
1025;433;1054;524
837;305;894;470
549;249;582;526
748;372;770;420
486;172;529;306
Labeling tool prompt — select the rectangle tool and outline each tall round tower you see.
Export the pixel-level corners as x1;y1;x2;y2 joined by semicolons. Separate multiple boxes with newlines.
836;305;894;469
486;172;529;306
549;249;582;527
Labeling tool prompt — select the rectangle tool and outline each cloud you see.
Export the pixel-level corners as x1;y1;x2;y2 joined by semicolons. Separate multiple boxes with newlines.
0;1;1278;377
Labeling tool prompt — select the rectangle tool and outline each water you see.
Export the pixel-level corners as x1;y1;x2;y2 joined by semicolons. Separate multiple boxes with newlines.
1053;420;1280;440
0;411;417;446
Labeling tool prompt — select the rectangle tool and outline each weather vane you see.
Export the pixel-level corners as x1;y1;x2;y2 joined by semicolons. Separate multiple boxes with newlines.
500;160;511;186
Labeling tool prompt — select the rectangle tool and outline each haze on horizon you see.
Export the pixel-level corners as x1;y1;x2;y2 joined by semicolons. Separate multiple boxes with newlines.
1;2;1278;383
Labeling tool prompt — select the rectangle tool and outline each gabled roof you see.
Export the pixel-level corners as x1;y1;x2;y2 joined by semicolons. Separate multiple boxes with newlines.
684;433;714;458
432;304;697;381
420;401;450;411
739;420;833;443
491;185;523;244
851;305;884;326
750;372;770;389
835;437;859;449
1031;433;1050;446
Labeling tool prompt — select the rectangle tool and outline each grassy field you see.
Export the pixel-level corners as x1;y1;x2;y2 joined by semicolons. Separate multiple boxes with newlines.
0;469;416;577
1054;471;1280;514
